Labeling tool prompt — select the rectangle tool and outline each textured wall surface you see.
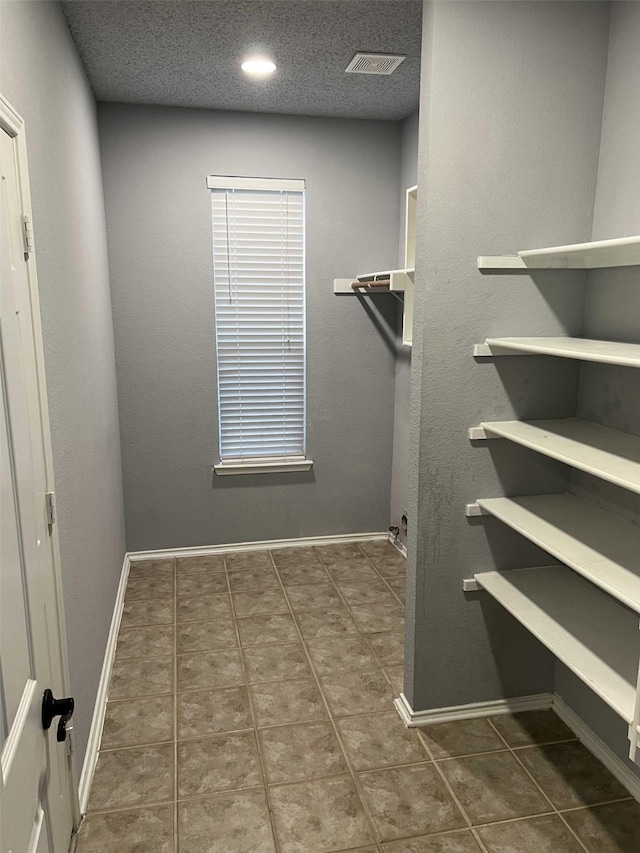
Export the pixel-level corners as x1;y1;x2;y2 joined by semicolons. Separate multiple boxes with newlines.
405;0;609;712
99;104;401;550
591;1;640;241
397;110;420;267
0;0;126;767
390;110;419;546
555;0;640;780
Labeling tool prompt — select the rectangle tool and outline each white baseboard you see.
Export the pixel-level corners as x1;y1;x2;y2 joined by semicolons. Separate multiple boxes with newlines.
391;538;407;558
552;695;640;804
394;691;553;727
128;531;390;561
78;554;130;813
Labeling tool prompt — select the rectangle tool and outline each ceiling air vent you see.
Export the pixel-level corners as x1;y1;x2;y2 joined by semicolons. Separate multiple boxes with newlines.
345;52;406;76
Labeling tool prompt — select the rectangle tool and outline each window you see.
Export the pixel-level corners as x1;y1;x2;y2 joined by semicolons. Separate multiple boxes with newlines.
208;176;311;475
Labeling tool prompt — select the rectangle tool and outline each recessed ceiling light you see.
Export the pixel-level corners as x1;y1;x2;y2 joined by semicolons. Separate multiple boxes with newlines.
241;57;276;78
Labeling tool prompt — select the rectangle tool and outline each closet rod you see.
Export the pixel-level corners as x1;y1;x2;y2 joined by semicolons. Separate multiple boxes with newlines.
351;279;391;289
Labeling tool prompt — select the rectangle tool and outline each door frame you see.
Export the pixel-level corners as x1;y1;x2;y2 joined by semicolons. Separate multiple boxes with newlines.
0;92;81;833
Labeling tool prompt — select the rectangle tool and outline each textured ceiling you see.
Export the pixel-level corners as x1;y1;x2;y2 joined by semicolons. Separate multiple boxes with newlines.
61;1;422;120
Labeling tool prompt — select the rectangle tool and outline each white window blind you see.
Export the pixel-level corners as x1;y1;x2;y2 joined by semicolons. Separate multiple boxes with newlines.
209;176;306;465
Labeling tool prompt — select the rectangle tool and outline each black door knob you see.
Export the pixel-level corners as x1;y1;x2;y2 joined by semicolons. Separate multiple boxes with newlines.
42;689;75;742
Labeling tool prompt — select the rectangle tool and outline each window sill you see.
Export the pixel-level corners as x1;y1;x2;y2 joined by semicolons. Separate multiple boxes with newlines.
213;459;314;476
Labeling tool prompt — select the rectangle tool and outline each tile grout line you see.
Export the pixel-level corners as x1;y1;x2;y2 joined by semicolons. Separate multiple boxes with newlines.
412;718;489;852
431;740;576;764
315;548;407;684
88;557;178;842
117;621;174;631
85;559;177;824
303;543;431;846
121;594;174;604
329;547;406;680
312;545;404;689
434;795;634;832
113;653;176;663
269;548;383;849
100;738;530;781
225;557;281;853
268;543;411;847
82;798;181;818
485;716;592;853
350;545;491;852
556;795;634;814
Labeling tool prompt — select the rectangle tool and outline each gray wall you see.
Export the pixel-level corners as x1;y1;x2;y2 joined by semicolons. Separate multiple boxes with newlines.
390;110;419;546
405;0;609;712
398;110;420;267
555;0;640;780
99;104;401;551
591;1;640;242
0;1;126;767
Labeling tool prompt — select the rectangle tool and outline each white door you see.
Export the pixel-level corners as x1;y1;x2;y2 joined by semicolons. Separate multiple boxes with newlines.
1;99;78;852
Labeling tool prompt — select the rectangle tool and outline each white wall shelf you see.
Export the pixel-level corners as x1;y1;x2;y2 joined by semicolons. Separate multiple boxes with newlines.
334;186;416;347
468;493;640;613
474;566;639;727
473;337;640;368
404;185;417;270
401;271;414;348
472;233;640;766
472;418;640;496
478;235;640;271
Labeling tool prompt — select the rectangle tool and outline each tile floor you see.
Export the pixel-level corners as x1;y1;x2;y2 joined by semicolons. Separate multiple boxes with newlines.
76;540;640;852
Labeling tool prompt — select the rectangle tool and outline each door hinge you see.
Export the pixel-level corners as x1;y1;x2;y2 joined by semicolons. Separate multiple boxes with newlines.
21;214;34;255
45;491;56;526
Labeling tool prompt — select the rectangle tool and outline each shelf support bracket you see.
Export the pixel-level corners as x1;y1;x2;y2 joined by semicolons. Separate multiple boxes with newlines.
465;502;490;517
473;342;529;358
469;426;500;441
462;577;482;592
477;256;528;272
